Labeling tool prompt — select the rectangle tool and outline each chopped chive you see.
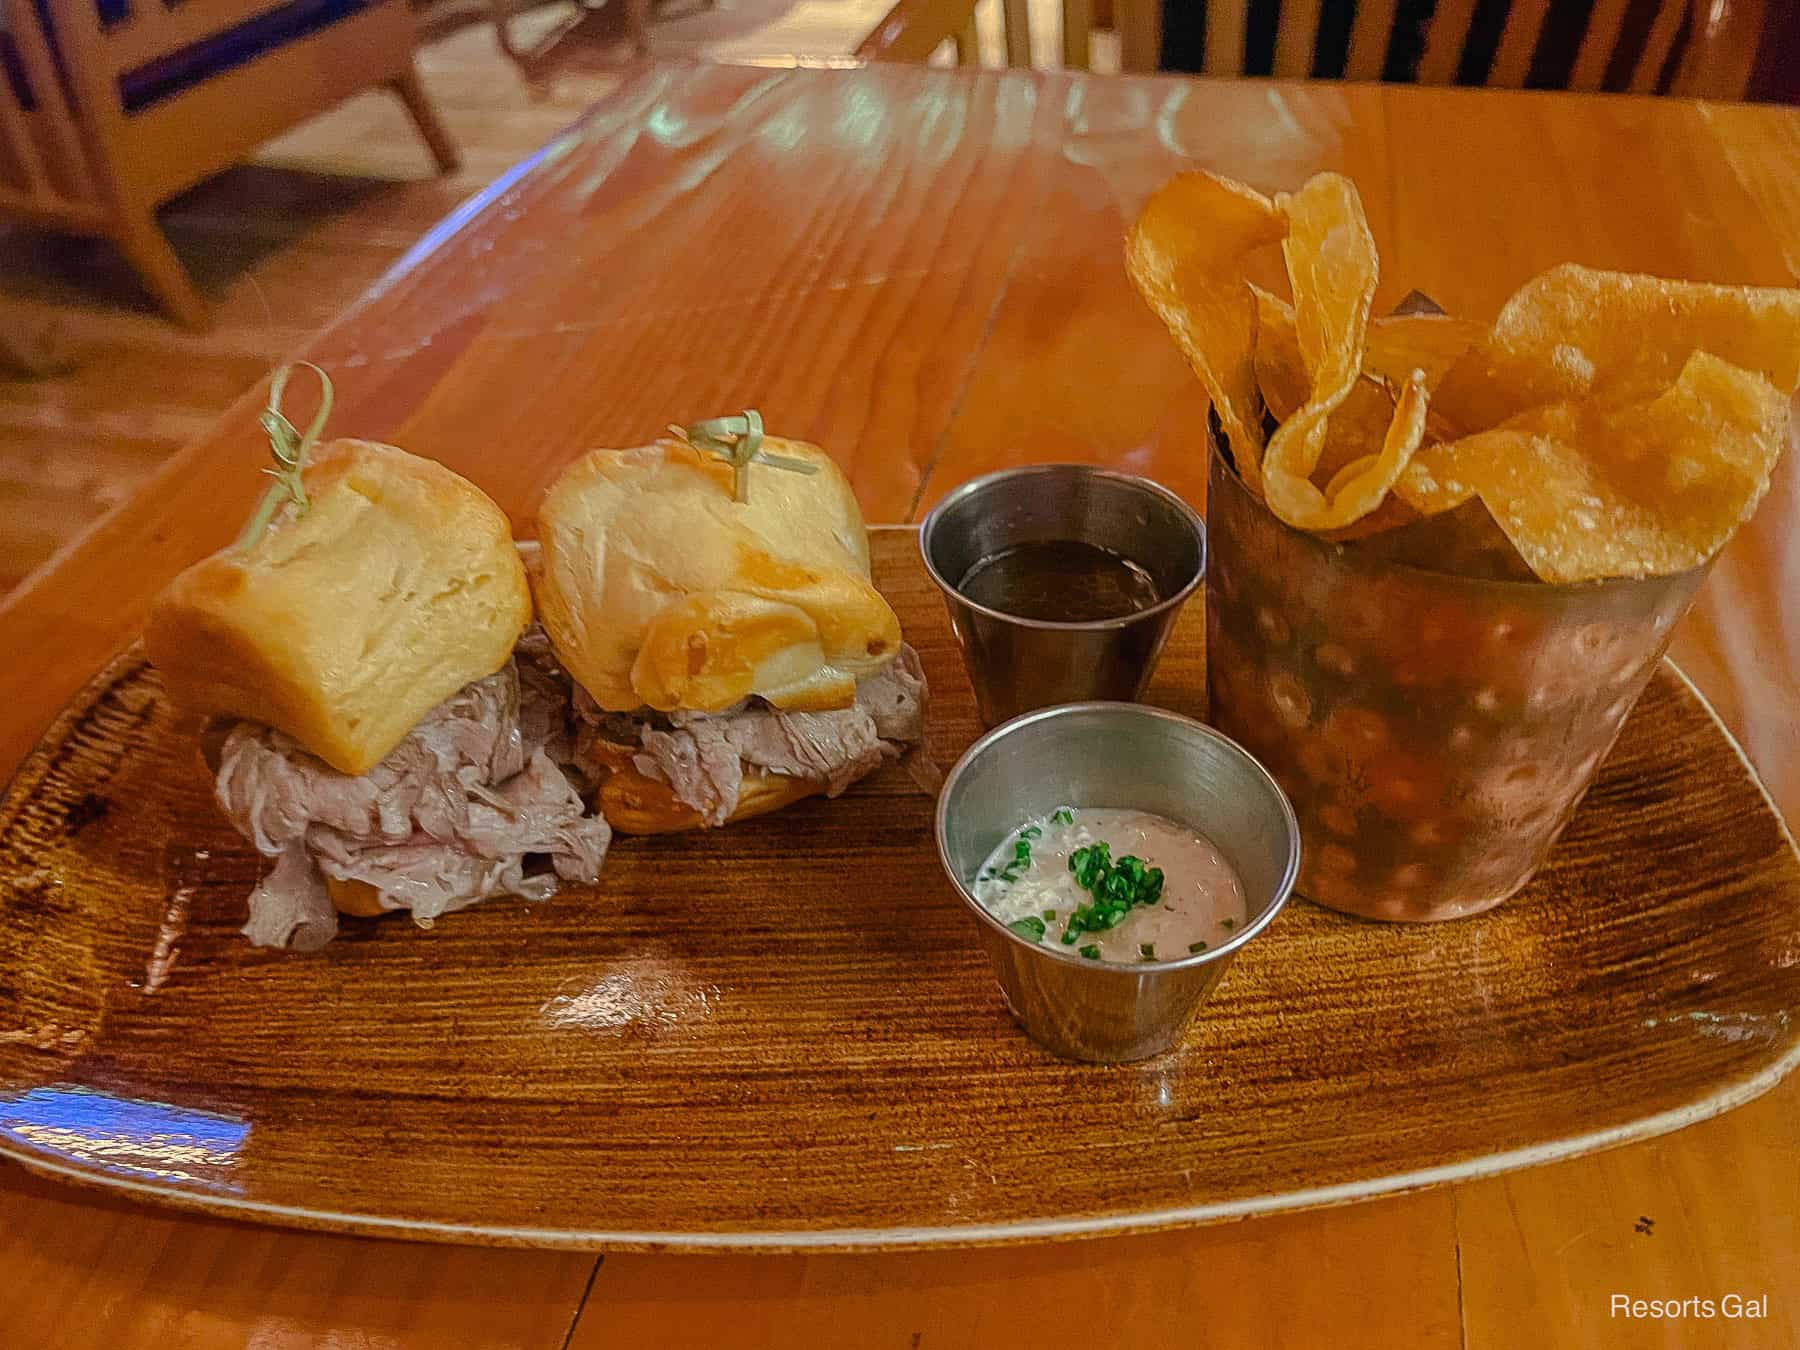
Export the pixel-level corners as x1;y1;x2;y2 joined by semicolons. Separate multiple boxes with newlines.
1008;916;1046;942
1022;825;1042;841
1221;918;1237;931
1051;808;1074;826
1079;945;1101;960
1041;908;1057;921
1061;928;1078;945
1188;941;1208;954
1139;943;1156;960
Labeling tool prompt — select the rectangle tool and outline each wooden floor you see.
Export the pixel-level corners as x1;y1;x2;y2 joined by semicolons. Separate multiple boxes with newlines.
0;0;913;595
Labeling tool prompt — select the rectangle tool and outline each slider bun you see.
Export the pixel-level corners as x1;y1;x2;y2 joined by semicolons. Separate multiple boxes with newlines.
147;439;530;776
534;437;902;713
596;762;820;834
325;877;390;918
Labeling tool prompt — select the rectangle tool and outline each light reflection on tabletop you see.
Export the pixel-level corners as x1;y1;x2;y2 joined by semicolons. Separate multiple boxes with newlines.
539;959;721;1037
0;1084;246;1192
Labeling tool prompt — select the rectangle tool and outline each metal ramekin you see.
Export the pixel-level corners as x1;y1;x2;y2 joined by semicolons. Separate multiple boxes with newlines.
936;701;1300;1062
919;466;1206;728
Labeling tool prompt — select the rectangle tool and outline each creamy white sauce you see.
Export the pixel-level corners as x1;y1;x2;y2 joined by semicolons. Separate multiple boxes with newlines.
971;807;1248;964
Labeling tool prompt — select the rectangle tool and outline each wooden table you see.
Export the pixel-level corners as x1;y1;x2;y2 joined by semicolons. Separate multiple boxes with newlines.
4;61;1799;1349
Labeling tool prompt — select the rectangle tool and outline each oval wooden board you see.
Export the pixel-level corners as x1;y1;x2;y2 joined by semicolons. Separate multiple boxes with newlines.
2;528;1798;1251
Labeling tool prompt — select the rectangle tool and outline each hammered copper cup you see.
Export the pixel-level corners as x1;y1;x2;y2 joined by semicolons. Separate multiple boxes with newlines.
1204;441;1710;923
919;466;1206;727
936;702;1300;1062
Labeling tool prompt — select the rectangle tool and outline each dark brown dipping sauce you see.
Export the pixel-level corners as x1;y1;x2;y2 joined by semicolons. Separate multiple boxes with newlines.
956;540;1161;623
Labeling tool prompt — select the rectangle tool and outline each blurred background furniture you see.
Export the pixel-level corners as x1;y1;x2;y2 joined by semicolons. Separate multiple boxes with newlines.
491;0;717;73
858;0;1771;97
0;0;457;328
857;0;1160;67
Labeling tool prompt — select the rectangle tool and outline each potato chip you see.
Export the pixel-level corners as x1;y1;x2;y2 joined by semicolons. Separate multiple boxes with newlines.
1251;286;1309;421
1126;173;1286;489
1433;264;1800;431
1255;288;1477;410
1262;174;1379;499
1364;312;1484;391
1396;442;1479;515
1267;371;1430;534
1255;285;1476;486
1415;351;1788;583
1134;164;1799;583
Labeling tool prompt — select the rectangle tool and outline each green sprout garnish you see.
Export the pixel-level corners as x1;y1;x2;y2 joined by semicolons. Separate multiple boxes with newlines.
237;362;333;550
676;410;818;504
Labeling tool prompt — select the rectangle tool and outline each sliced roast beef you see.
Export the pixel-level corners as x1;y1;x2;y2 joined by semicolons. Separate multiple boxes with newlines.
215;638;611;950
241;845;338;952
626;645;929;825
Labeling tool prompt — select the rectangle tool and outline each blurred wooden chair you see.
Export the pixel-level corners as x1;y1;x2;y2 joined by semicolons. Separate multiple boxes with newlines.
0;0;457;328
857;0;1163;69
857;0;1767;98
492;0;717;74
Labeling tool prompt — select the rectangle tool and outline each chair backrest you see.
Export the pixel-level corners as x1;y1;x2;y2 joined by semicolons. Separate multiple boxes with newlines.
0;0;101;219
1407;0;1762;95
857;0;1164;71
860;0;1767;98
67;0;301;78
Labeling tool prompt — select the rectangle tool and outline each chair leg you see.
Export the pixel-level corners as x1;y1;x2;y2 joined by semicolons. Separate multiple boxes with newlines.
391;66;461;174
113;207;208;330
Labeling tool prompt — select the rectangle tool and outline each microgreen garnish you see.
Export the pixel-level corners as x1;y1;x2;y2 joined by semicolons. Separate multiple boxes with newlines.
1062;843;1165;940
1139;943;1156;961
1051;808;1074;826
1079;945;1101;961
1188;941;1207;954
1008;916;1046;942
675;410;818;504
237;362;333;550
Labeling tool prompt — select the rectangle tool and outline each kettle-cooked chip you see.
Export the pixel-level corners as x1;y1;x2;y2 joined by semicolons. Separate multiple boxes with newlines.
1412;351;1787;583
1256;286;1476;485
1261;174;1380;501
1129;170;1800;583
1266;371;1430;534
1126;172;1286;490
1433;264;1800;431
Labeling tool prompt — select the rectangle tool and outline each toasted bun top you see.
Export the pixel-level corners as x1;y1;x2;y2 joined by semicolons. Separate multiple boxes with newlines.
533;436;902;713
146;439;531;775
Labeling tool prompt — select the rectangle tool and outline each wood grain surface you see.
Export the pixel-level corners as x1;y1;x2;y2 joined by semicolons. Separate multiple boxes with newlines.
3;532;1796;1247
2;60;1799;1348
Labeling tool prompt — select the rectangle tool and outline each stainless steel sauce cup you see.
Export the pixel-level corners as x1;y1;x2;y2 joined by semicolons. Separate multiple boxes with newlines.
936;702;1301;1062
919;466;1206;727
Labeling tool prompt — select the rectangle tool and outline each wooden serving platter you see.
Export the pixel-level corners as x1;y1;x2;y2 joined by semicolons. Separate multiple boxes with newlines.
2;528;1798;1250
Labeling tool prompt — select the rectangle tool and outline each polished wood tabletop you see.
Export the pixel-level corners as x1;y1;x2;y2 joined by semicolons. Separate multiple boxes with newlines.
3;60;1798;1348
